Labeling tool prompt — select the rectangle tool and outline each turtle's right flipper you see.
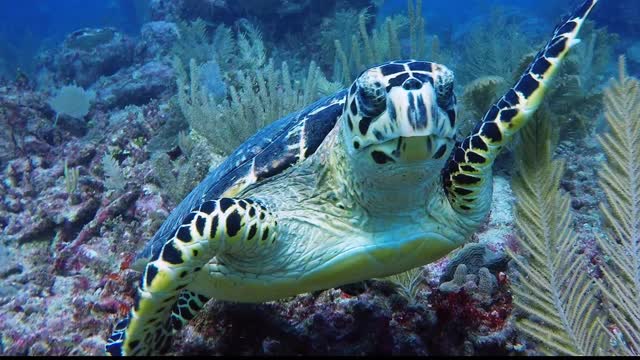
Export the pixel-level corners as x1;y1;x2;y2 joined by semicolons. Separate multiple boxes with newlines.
106;198;277;356
442;0;598;214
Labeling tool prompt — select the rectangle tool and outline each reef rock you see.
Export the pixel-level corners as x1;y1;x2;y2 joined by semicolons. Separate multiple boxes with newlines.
135;21;180;62
36;28;135;88
91;60;175;110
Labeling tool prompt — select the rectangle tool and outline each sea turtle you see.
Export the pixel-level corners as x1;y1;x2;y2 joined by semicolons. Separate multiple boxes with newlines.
106;0;597;355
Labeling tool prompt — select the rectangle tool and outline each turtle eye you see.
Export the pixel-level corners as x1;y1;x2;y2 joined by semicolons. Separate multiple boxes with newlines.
356;79;387;117
434;69;455;110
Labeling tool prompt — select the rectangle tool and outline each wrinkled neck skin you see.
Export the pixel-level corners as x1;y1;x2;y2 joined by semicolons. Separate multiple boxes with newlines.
323;125;490;242
328;128;439;220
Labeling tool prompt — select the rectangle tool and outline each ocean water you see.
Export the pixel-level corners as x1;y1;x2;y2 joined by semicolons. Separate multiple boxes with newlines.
0;0;639;356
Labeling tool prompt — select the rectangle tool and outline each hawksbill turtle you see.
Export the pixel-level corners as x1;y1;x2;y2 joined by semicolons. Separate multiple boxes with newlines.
106;0;598;355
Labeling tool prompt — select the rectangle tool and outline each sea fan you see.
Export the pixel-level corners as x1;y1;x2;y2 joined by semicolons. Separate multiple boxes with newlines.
595;57;640;355
507;109;605;355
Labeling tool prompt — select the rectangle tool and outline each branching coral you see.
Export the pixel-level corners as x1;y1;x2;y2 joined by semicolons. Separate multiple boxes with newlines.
175;57;338;156
407;0;425;59
63;159;80;204
150;135;222;204
101;153;126;193
170;15;341;159
383;266;425;304
543;21;617;140
455;8;531;86
507;110;606;355
173;19;265;77
317;8;364;72
595;57;640;355
506;55;640;356
235;19;267;71
332;9;406;84
172;19;217;69
458;76;505;138
331;0;445;85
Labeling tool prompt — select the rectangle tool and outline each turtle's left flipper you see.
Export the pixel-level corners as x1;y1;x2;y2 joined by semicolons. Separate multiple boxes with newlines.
170;290;210;332
106;198;276;356
443;0;598;214
106;202;219;356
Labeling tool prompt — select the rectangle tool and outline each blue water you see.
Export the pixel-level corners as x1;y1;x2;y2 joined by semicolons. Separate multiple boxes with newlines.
0;0;147;40
2;0;630;48
0;0;148;76
0;0;636;79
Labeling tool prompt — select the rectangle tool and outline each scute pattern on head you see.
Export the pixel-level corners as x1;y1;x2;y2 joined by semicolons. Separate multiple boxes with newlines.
343;60;457;156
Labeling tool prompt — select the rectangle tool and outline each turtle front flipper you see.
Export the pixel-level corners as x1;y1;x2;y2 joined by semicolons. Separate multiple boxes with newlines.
170;290;210;332
442;0;598;215
106;198;277;356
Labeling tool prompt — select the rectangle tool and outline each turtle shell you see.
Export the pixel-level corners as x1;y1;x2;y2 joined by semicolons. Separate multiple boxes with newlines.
137;89;348;262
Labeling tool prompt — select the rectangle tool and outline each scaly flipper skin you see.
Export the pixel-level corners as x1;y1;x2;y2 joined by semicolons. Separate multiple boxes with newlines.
170;290;210;331
442;0;598;214
106;198;277;356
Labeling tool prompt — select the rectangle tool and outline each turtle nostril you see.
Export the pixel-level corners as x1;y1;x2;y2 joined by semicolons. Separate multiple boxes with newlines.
402;78;422;90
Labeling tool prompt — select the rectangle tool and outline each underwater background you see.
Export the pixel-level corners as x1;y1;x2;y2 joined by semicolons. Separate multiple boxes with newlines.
1;0;639;355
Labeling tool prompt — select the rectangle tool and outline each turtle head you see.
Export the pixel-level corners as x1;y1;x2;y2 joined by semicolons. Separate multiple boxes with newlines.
342;60;457;168
338;61;458;208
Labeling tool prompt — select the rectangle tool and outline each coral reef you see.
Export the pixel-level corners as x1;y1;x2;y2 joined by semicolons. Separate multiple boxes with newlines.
35;28;135;88
135;21;180;62
439;265;498;305
0;83;55;168
0;65;517;353
329;0;446;85
171;17;340;157
92;60;175;110
175;0;375;47
595;58;640;355
0;27;183;349
33;20;181;113
458;76;506;141
0;0;633;356
507;110;605;356
454;8;531;86
163;267;514;356
0;92;173;354
505;58;640;355
544;21;617;141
